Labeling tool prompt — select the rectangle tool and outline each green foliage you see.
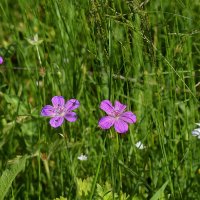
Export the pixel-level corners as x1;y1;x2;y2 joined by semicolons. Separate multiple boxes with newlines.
0;0;200;199
77;177;93;197
0;155;28;200
96;182;118;200
96;181;130;200
53;197;67;200
150;181;169;200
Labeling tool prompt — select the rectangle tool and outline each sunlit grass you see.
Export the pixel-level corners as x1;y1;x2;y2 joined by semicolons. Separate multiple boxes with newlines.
0;0;200;199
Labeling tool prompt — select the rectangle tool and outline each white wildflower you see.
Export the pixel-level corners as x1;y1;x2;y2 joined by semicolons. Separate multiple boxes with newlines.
192;123;200;139
192;127;200;139
77;154;87;161
26;34;43;46
135;141;145;149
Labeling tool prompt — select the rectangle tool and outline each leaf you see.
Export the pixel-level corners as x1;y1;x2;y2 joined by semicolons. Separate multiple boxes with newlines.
77;177;93;197
120;191;130;200
150;180;169;200
0;155;28;200
53;197;67;200
96;182;118;200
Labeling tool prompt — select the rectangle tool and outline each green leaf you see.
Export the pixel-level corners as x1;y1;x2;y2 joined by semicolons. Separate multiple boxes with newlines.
0;155;28;200
53;197;67;200
96;182;118;200
150;180;169;200
77;177;93;197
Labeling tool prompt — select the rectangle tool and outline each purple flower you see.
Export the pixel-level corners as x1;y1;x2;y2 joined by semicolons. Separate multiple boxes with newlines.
0;56;3;65
41;96;80;128
98;100;136;134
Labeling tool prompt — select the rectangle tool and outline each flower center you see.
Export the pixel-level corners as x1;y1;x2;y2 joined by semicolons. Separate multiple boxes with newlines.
55;106;66;117
112;109;121;118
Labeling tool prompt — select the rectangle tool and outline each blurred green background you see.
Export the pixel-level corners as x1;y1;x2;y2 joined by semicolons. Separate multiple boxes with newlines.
0;0;200;199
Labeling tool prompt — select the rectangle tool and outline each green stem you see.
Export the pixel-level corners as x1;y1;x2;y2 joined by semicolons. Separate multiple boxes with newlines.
117;134;122;198
109;130;116;199
108;19;112;100
89;152;103;200
35;45;42;67
89;137;106;200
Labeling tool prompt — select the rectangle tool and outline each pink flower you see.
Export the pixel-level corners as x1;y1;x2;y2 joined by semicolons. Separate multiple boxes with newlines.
98;100;136;134
41;96;80;128
0;56;3;65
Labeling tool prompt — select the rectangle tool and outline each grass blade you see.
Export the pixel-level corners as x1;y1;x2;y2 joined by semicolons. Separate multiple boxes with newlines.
150;180;169;200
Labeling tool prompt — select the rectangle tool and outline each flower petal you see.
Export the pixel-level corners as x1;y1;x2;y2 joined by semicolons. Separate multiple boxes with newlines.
49;116;64;128
114;101;126;113
64;112;78;122
135;141;145;149
120;111;137;124
51;96;65;107
0;56;4;65
77;154;88;161
114;119;128;133
100;100;114;115
98;116;115;129
41;105;55;117
192;128;200;138
65;99;80;111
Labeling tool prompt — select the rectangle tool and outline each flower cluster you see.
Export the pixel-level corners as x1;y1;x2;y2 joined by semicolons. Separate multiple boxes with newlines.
41;96;137;134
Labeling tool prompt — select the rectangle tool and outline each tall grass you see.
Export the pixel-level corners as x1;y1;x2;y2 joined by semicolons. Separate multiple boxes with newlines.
0;0;200;199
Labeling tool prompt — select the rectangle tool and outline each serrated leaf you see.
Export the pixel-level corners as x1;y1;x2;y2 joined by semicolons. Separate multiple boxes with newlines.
97;182;118;200
77;177;93;197
0;155;28;200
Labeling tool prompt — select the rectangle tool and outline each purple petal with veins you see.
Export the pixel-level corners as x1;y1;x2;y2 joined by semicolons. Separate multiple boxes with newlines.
114;101;126;114
98;116;115;129
64;112;78;122
41;105;55;117
49;116;64;128
51;96;65;107
65;99;80;111
114;119;128;133
100;100;114;115
120;111;137;124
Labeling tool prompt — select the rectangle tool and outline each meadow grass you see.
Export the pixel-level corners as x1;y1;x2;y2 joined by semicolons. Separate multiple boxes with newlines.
0;0;200;199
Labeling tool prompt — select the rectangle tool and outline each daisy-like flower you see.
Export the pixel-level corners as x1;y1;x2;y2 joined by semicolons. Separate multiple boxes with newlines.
98;100;136;134
41;96;80;128
0;56;3;65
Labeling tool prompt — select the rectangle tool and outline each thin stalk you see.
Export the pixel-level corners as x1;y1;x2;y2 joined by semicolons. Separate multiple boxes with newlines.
89;137;106;200
35;45;42;67
89;152;103;200
108;19;112;100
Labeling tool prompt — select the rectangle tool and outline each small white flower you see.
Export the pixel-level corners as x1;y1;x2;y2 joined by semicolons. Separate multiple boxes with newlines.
77;154;87;161
135;141;145;149
192;128;200;139
26;34;43;46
